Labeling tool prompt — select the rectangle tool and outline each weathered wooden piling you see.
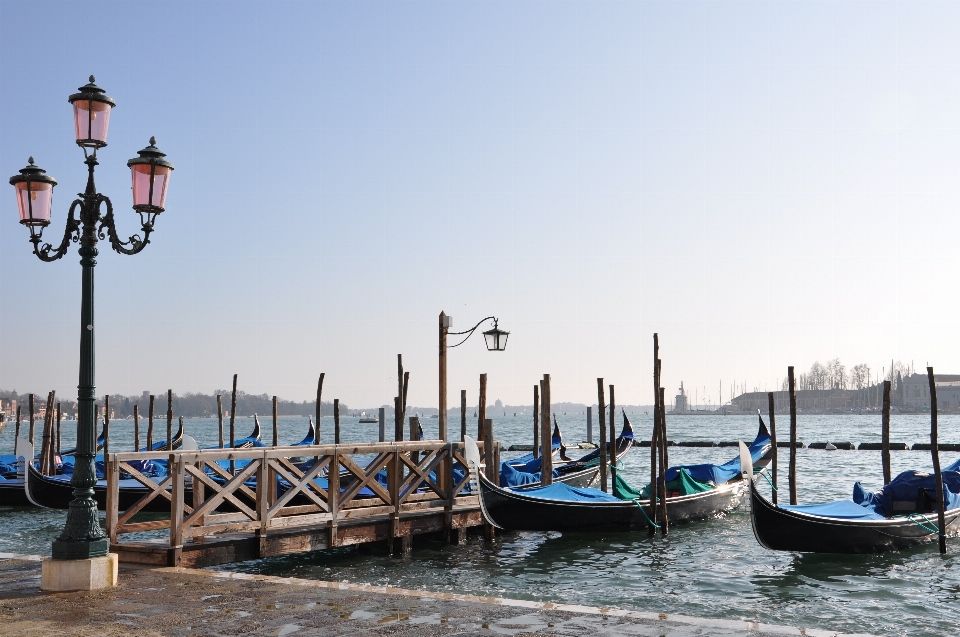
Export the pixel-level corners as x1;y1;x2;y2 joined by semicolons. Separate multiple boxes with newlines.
133;404;140;452
216;394;224;448
147;395;155;450
39;392;56;476
533;384;540;459
478;374;487;440
334;399;341;444
540;375;553;485
315;373;325;445
483;418;495;482
882;380;892;484
379;406;386;443
14;405;21;447
166;390;173;451
394;397;402;442
439;311;448;443
273;396;279;446
609;384;617;489
767;392;777;504
788;366;798;505
230;376;238;466
459;390;466;442
649;401;659;535
597;378;607;492
587;405;593;444
28;393;35;444
927;367;947;554
56;402;62;455
658;386;669;536
104;395;111;459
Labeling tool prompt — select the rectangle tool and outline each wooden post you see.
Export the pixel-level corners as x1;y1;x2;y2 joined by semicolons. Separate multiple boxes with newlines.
460;390;467;441
56;402;62;455
39;392;55;475
169;453;184;567
586;406;593;444
230;375;238;456
103;395;110;460
216;394;224;448
334;399;341;444
147;395;155;450
328;449;339;548
533;384;540;458
541;374;552;485
767;392;777;505
658;386;669;536
788;366;798;505
166;389;173;451
483;418;495;482
14;405;21;448
394;397;403;442
402;371;409;424
478;374;487;440
882;380;892;485
439;312;448;443
133;404;140;452
597;378;607;492
315;373;325;444
378;407;386;443
609;384;617;490
649;401;659;535
410;416;421;467
28;393;35;444
272;396;279;446
927;367;947;554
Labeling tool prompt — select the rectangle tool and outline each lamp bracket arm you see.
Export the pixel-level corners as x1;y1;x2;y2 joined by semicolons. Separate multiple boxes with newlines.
447;316;497;349
30;199;82;262
97;195;152;255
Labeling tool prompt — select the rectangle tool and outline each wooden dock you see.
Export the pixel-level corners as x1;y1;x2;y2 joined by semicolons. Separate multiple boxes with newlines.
105;440;494;568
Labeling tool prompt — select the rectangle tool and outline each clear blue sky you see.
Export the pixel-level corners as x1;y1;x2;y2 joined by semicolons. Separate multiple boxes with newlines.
2;1;959;409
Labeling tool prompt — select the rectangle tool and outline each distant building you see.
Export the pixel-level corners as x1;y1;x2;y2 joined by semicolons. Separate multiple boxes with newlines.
900;373;960;409
674;383;688;413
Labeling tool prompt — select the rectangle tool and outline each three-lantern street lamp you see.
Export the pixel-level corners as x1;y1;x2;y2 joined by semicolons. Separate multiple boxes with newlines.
9;77;174;564
438;314;508;441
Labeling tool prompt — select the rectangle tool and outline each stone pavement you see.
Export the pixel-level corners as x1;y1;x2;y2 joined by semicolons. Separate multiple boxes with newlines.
0;555;870;637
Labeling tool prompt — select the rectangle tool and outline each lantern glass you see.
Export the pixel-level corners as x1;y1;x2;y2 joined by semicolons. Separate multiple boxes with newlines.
15;181;53;226
483;328;509;351
72;99;112;147
131;163;171;210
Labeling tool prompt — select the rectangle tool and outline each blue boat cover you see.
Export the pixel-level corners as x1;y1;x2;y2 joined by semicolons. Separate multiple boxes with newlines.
505;481;623;503
781;499;887;520
945;457;960;473
852;469;960;517
499;461;560;487
508;435;562;468
664;430;771;486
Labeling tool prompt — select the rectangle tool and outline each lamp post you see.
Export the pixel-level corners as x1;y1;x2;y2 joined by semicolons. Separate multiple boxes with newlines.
438;314;508;441
9;77;173;589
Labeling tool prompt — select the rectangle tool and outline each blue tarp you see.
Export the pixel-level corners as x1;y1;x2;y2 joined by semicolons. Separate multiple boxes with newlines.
505;481;623;503
945;457;960;473
852;469;960;517
508;435;562;468
664;431;771;486
781;499;888;520
499;461;560;487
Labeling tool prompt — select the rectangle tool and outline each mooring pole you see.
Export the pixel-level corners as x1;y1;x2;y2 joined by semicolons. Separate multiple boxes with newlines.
882;380;892;485
533;384;540;459
767;392;777;505
788;366;798;505
927;367;947;555
597;378;607;492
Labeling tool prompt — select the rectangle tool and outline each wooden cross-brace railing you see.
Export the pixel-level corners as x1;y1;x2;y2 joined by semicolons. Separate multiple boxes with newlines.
106;439;495;565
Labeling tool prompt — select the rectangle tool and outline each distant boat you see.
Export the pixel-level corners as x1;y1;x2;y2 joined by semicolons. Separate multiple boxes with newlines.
358;417;378;423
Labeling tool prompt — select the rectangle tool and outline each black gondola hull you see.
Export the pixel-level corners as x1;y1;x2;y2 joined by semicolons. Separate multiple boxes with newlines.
0;481;29;507
25;463;191;512
749;479;960;553
479;472;747;532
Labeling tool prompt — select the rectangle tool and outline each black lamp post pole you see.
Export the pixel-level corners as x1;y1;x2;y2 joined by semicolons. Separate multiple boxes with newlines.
54;156;108;559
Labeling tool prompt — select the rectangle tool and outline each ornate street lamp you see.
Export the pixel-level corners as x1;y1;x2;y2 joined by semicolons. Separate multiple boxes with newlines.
438;314;508;443
9;77;173;584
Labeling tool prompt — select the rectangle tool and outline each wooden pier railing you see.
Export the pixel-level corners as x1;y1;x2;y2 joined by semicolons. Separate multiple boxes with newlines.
105;440;494;568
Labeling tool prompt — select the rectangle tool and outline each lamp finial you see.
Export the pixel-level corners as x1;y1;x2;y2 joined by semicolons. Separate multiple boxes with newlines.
149;136;156;146
28;156;34;165
89;75;96;83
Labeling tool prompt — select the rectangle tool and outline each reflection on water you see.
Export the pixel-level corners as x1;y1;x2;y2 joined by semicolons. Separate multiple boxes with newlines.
4;413;960;636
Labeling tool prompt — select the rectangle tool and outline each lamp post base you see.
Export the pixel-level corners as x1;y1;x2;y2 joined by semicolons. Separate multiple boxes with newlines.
41;553;117;592
52;537;110;560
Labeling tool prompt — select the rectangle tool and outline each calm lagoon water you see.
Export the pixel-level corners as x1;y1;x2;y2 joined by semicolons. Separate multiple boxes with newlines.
2;412;959;636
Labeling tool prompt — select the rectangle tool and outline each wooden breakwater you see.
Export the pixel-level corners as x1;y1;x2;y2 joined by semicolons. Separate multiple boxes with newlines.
106;439;496;568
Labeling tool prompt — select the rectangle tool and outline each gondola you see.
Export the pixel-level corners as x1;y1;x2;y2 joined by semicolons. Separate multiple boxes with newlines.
0;438;34;507
23;419;259;512
748;457;960;554
506;422;564;468
475;418;772;533
500;413;635;489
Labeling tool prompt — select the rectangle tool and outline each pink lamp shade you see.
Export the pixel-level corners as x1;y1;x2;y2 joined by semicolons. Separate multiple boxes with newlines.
9;158;57;227
127;137;174;213
68;76;116;149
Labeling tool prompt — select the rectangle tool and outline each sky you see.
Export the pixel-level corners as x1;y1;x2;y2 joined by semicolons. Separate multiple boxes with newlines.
2;1;960;410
